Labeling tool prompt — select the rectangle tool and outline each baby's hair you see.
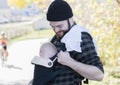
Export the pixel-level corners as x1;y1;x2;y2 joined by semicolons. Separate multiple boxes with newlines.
39;42;57;58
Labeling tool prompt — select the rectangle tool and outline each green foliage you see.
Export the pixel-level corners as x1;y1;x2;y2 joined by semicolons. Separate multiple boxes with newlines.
8;0;27;8
10;29;54;43
71;0;120;67
88;66;120;85
68;1;120;84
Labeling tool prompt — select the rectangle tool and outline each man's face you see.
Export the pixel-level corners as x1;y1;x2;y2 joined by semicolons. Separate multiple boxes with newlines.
50;20;69;38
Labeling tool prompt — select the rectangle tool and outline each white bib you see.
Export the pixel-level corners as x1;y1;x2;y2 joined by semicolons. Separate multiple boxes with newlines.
61;25;98;54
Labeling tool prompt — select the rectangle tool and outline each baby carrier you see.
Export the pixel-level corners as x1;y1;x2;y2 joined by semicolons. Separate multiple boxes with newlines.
31;43;66;85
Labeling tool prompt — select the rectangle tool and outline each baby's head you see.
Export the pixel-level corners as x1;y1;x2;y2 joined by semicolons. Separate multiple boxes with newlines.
39;42;57;58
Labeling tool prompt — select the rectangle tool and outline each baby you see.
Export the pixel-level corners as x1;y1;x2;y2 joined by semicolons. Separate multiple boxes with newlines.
32;42;58;67
39;42;57;58
29;42;60;85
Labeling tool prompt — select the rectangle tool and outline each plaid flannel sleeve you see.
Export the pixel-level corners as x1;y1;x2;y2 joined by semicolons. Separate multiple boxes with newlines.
80;32;104;73
70;32;104;73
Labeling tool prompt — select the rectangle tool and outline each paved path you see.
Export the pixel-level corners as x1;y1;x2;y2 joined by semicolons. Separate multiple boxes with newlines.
0;38;49;85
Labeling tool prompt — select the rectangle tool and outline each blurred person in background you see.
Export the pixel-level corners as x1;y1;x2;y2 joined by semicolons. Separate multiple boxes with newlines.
0;31;8;61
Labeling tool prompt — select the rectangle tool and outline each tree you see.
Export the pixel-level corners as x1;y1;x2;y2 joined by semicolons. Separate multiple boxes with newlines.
116;0;120;6
8;0;27;8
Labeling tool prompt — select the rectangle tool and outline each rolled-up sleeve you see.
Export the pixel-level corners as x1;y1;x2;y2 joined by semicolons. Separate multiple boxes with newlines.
81;32;104;73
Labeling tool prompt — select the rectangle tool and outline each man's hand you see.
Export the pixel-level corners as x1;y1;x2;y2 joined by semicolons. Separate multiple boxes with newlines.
57;50;72;66
57;51;104;81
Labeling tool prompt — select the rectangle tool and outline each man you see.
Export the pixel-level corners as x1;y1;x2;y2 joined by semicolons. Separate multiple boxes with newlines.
46;0;104;85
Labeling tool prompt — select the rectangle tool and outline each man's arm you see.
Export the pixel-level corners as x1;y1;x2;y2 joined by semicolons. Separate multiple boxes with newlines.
57;51;104;81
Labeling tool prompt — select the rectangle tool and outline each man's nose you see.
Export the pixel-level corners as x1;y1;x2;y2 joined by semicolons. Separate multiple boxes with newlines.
54;27;60;33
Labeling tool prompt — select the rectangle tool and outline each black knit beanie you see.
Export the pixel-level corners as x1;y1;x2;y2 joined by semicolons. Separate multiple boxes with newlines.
47;0;73;21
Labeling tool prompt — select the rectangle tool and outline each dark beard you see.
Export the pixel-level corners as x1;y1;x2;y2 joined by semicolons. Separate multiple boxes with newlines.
56;30;69;40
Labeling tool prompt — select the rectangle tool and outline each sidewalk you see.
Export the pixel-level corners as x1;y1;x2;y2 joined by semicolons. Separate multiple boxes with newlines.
0;38;49;85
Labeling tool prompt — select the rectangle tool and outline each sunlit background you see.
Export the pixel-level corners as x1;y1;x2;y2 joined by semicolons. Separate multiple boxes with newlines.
0;0;120;85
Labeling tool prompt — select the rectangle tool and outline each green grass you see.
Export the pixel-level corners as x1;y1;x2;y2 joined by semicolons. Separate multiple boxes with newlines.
9;29;55;44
